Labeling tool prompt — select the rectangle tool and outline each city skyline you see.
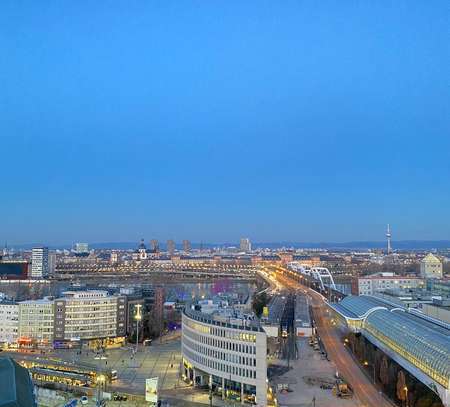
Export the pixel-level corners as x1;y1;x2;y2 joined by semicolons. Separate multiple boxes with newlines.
1;1;449;244
4;237;450;251
1;2;448;406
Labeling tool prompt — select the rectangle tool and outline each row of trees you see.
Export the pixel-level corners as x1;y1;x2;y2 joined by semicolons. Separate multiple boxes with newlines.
252;291;269;317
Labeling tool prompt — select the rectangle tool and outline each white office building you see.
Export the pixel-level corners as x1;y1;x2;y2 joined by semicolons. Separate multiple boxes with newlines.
182;301;267;406
54;290;126;343
18;298;55;344
0;301;19;344
31;247;49;278
355;272;425;296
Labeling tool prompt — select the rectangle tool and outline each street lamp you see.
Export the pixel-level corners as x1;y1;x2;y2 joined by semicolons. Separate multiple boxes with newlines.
135;304;142;353
404;386;408;407
209;374;213;407
96;374;106;407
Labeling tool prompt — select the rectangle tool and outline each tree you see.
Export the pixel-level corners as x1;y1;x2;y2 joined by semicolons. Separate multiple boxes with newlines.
252;292;269;317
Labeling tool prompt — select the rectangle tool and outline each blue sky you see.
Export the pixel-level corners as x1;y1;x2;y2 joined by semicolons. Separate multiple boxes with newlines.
1;1;449;245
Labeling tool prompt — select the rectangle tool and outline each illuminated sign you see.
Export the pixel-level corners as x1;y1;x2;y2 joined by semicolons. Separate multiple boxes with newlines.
145;377;158;402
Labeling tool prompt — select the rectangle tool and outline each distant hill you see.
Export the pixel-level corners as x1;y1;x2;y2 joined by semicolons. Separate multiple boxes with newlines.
7;240;450;251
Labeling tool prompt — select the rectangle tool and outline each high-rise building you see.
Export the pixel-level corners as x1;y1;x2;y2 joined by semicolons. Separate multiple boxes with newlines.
240;238;252;252
150;239;160;253
167;240;175;256
182;239;191;253
31;247;49;279
420;253;443;279
48;252;56;276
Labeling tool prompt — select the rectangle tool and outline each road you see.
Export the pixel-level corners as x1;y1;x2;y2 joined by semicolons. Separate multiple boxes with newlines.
272;270;393;407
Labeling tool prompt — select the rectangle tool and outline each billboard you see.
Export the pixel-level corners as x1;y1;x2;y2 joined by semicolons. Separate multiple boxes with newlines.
145;377;159;403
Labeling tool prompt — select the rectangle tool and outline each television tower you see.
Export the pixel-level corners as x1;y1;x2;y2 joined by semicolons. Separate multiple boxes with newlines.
386;224;392;254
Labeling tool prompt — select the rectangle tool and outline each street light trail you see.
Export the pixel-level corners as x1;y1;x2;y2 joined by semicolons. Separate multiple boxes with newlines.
270;268;394;407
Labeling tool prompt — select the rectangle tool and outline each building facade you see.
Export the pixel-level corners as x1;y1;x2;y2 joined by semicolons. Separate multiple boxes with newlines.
167;240;176;256
240;238;252;253
0;301;19;344
53;290;126;342
18;299;54;344
420;253;443;279
110;251;119;263
150;239;159;253
182;304;267;406
0;291;128;348
74;243;89;254
31;247;49;278
182;240;191;253
353;272;425;296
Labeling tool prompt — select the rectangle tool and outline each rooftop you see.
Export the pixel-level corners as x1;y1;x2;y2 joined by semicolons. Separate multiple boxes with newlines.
422;253;442;264
184;300;263;332
329;295;450;389
331;295;393;319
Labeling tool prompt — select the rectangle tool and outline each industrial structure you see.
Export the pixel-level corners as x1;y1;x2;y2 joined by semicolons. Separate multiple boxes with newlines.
328;295;450;406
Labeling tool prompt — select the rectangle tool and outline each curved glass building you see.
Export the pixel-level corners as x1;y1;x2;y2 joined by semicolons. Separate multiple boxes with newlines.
182;302;268;406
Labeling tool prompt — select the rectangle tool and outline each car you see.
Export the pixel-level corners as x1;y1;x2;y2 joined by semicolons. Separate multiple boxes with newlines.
79;396;88;405
112;393;128;401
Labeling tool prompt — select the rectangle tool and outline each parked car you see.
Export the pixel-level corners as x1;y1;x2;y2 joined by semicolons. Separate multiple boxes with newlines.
112;392;128;401
79;396;88;405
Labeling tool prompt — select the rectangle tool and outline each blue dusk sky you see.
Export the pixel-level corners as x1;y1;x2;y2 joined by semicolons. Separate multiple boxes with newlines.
0;1;449;245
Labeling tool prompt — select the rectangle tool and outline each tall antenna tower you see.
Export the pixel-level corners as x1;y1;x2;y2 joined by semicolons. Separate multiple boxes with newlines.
386;224;392;254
